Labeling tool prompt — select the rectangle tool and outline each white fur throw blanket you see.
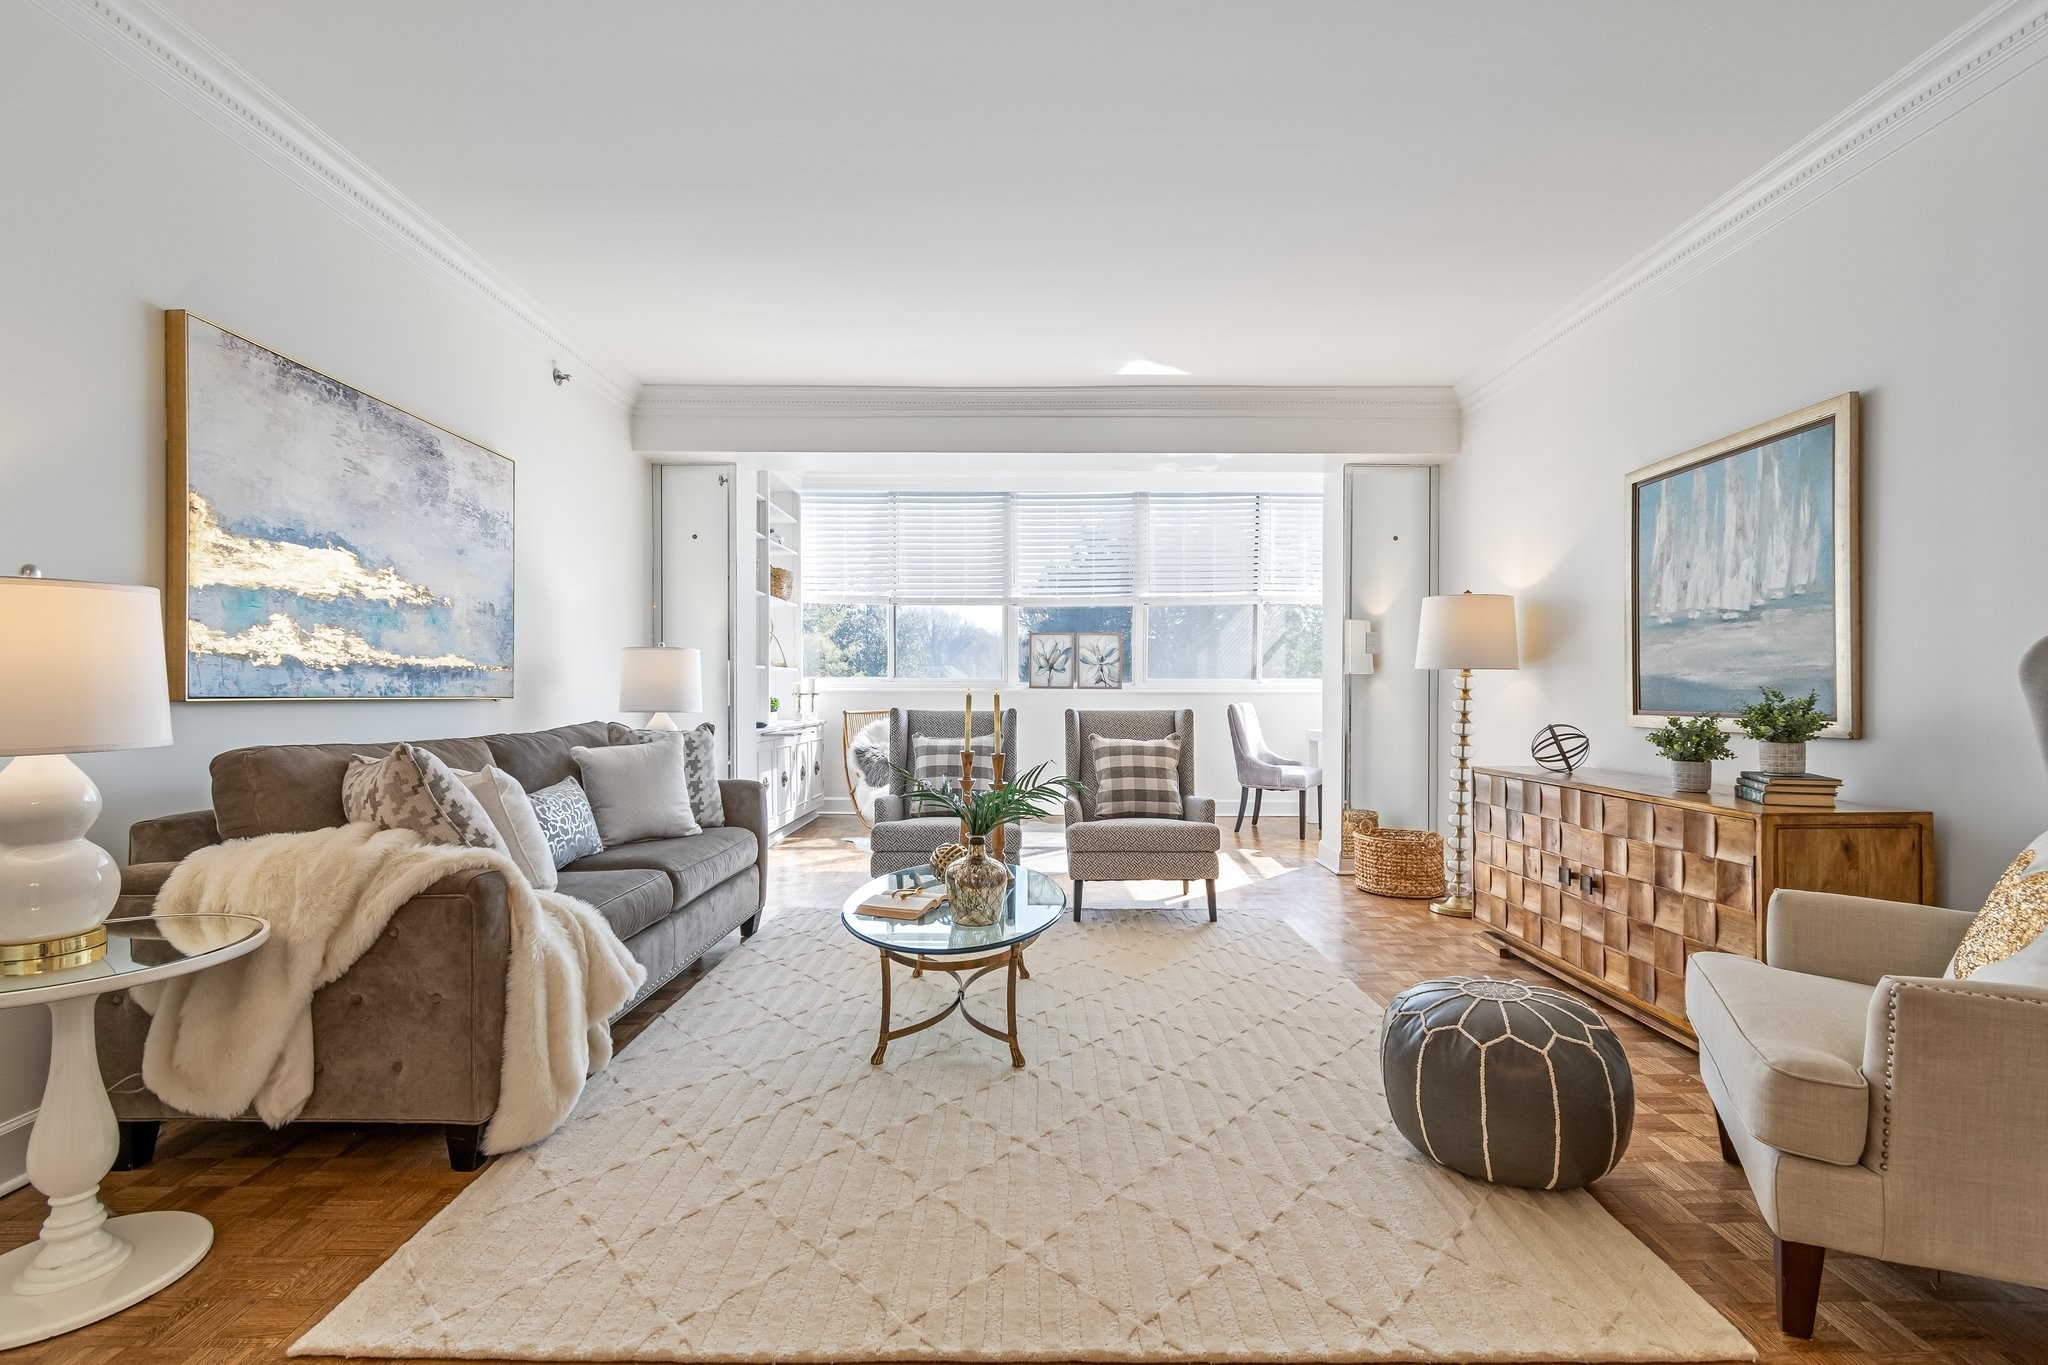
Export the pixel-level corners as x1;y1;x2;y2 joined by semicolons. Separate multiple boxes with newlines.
135;823;645;1156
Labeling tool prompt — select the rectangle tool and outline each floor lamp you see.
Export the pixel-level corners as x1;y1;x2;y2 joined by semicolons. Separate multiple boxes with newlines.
1414;592;1519;918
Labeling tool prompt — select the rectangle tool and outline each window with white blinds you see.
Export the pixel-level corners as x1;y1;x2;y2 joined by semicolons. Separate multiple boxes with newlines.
892;493;1008;600
1257;494;1323;597
803;492;894;598
801;488;1322;682
1015;494;1136;597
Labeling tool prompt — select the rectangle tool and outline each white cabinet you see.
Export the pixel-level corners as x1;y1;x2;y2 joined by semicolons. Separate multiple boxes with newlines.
756;721;824;840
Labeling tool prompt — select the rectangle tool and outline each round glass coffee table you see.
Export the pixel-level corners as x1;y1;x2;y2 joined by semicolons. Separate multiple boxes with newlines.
840;864;1065;1068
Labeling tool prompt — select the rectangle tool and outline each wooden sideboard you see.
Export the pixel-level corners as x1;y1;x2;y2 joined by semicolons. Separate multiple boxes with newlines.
1471;766;1935;1044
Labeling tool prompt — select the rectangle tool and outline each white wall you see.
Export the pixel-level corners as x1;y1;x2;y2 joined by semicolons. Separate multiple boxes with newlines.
811;685;1326;820
1443;57;2048;905
0;7;645;1187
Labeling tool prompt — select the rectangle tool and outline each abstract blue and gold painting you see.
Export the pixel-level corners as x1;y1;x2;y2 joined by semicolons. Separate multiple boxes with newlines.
1627;394;1859;736
167;312;514;700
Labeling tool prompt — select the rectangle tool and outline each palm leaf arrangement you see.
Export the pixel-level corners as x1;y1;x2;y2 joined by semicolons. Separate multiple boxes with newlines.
894;761;1087;838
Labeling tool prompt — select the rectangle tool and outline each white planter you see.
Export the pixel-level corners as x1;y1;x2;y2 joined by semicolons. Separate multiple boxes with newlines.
1758;741;1808;776
1669;760;1712;793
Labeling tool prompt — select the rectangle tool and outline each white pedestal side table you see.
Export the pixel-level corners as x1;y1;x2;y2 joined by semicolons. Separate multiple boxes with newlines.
0;913;267;1349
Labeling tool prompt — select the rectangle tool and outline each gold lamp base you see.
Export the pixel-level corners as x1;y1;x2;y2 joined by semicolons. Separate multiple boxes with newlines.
1429;894;1475;919
0;926;108;977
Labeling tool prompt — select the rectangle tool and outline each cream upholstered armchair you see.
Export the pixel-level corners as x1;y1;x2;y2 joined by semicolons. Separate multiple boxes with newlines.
1062;709;1220;920
1688;892;2048;1335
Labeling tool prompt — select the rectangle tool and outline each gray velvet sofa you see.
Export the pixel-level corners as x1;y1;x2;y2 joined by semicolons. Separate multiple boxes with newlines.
96;720;767;1171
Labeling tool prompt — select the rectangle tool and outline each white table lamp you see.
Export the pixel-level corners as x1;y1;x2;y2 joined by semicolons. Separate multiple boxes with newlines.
0;569;174;973
621;645;703;731
1414;591;1519;918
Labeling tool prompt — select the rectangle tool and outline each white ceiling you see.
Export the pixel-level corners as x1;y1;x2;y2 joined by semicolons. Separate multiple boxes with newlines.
159;0;1984;388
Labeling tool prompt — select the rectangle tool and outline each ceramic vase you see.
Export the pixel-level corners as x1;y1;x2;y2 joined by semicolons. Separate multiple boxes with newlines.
1669;760;1711;793
1757;741;1807;776
945;836;1010;927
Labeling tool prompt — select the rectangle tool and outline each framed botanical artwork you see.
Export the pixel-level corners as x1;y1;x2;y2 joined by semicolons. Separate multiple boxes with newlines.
1627;392;1859;736
1074;632;1123;688
1027;632;1074;688
165;311;515;700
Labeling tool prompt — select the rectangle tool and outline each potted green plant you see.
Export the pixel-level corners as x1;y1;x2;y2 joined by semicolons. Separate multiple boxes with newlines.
896;762;1086;925
1644;716;1734;793
1736;687;1830;775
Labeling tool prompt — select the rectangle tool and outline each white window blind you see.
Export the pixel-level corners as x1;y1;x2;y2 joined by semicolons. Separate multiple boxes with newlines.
804;492;894;598
892;493;1008;601
1014;494;1136;597
1259;494;1323;596
1146;493;1259;596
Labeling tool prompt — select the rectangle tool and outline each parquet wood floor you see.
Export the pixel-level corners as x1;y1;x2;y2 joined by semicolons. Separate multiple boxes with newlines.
4;815;2044;1363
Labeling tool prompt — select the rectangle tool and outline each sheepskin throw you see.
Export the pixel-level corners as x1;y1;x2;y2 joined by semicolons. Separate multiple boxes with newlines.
137;823;644;1155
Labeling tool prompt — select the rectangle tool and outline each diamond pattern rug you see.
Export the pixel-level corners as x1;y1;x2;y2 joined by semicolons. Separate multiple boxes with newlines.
292;907;1754;1362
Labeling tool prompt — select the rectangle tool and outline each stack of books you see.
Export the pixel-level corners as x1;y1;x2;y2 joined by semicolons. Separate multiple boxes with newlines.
1733;771;1842;808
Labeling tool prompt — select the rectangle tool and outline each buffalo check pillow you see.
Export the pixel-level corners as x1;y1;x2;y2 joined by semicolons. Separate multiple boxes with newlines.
1090;733;1184;819
912;734;996;791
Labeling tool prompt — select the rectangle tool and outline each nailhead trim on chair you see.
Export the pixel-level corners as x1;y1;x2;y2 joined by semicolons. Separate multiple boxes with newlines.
1877;980;2048;1173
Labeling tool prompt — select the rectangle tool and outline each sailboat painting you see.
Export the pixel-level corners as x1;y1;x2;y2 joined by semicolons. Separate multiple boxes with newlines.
1628;394;1859;736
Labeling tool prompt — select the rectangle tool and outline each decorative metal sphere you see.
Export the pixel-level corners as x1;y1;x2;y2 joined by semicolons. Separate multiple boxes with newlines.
1531;723;1590;775
929;843;969;876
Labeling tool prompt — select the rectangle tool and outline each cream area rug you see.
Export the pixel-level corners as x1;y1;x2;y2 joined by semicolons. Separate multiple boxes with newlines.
294;907;1755;1363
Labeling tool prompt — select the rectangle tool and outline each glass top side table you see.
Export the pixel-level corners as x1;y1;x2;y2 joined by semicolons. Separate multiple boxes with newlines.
0;913;268;1350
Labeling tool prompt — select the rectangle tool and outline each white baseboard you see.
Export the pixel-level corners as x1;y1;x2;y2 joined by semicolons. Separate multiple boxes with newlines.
0;1108;34;1197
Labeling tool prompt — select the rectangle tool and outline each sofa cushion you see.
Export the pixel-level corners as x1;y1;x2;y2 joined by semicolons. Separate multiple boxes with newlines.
211;737;492;840
555;867;674;941
1686;951;1873;1165
1065;818;1221;853
573;740;700;844
566;828;759;907
479;722;620;794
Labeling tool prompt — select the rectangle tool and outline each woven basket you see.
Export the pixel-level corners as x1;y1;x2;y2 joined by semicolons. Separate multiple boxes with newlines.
1341;809;1380;846
769;565;794;600
1353;827;1447;899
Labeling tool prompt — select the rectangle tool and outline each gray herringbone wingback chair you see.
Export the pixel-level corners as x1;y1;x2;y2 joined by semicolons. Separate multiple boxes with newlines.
1062;709;1221;921
868;707;1020;876
1226;702;1323;839
1686;638;2048;1337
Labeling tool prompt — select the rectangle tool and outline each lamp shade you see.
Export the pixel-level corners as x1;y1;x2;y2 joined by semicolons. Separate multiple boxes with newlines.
0;576;173;756
620;646;703;715
1414;593;1519;671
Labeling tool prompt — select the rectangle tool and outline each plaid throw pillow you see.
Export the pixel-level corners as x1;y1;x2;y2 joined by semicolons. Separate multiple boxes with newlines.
912;734;996;790
1090;734;1183;819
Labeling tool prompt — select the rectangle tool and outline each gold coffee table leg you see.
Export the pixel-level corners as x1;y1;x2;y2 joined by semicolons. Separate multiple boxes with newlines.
870;948;892;1065
1006;950;1024;1068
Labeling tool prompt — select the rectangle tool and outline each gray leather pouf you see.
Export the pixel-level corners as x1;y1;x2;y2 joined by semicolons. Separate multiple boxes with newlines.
1380;977;1634;1190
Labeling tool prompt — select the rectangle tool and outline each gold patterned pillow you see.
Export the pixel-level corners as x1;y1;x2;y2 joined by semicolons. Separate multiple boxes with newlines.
1951;834;2048;981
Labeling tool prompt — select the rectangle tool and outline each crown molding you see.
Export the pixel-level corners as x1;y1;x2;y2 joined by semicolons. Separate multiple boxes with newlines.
1458;0;2048;410
633;384;1461;420
30;0;637;410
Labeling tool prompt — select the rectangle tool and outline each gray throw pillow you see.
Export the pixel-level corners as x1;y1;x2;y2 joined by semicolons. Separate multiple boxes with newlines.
529;779;603;868
1090;733;1184;819
631;725;725;830
573;740;701;846
342;744;513;854
912;734;996;789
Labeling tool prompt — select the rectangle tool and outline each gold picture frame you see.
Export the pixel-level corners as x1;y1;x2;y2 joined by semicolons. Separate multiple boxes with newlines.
1626;393;1860;738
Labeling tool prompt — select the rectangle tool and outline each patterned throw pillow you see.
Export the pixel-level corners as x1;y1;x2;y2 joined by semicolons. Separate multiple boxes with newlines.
529;778;604;869
341;744;513;855
1951;832;2048;983
1090;734;1184;819
912;734;996;790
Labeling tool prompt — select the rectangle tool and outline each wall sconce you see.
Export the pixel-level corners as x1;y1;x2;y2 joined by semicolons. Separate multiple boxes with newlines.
1343;619;1381;675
